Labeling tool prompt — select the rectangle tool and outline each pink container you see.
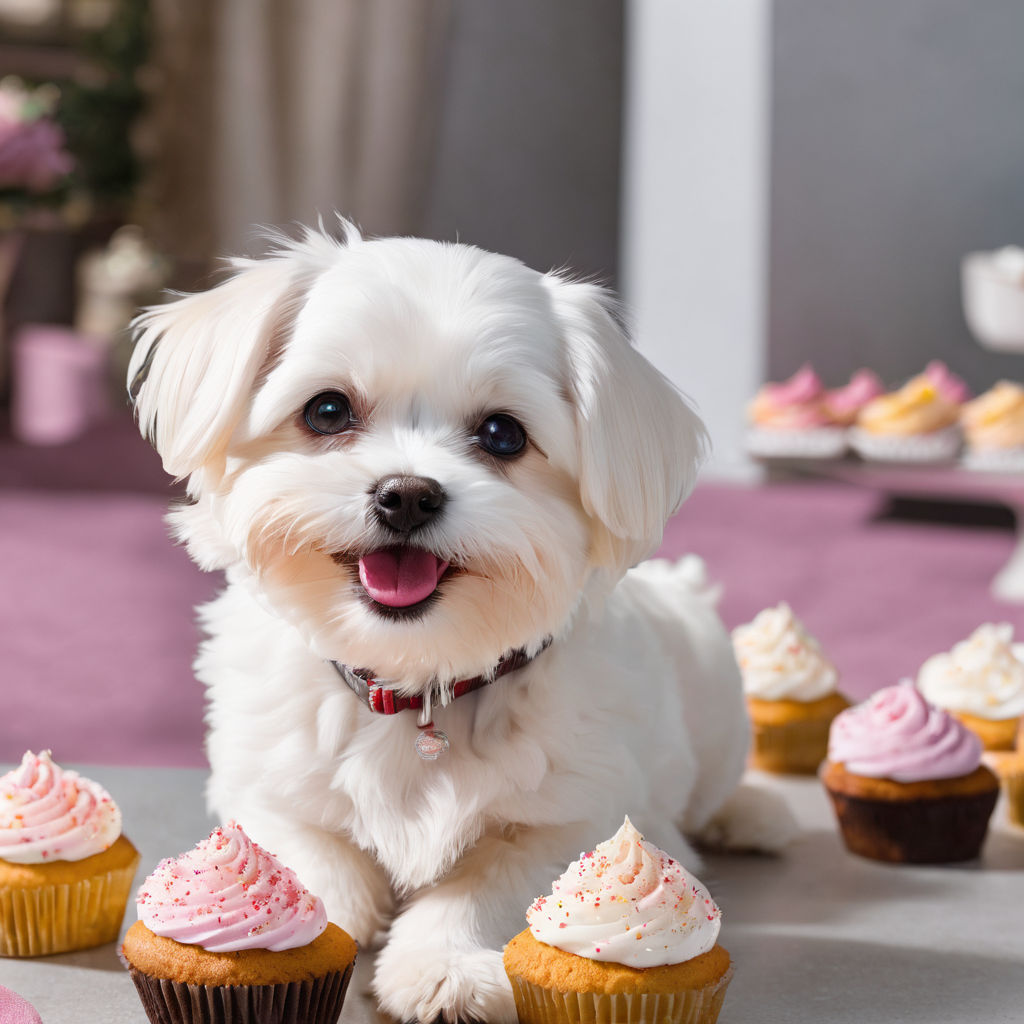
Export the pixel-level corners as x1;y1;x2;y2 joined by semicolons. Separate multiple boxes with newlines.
11;324;109;445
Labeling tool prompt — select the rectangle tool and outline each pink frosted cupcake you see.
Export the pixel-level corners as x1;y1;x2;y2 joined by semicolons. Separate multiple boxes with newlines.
0;750;140;957
850;362;969;463
121;822;356;1024
821;684;999;863
822;369;884;426
746;365;847;458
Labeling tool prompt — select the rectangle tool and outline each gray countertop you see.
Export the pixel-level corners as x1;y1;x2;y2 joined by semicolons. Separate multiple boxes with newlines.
2;765;1023;1024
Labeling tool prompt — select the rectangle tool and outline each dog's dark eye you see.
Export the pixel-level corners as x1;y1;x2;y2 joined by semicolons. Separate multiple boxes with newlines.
304;391;353;435
476;413;527;458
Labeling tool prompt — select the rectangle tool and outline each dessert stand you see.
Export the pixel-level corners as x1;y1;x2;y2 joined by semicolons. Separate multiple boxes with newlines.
3;763;1023;1024
763;456;1024;602
759;251;1024;602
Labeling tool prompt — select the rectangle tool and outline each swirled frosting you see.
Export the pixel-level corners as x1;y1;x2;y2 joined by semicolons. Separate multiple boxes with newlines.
0;750;121;864
748;365;834;428
922;361;971;405
823;369;884;425
732;603;839;702
136;822;328;953
917;623;1024;720
961;382;1024;449
828;682;982;781
525;818;721;968
857;375;962;436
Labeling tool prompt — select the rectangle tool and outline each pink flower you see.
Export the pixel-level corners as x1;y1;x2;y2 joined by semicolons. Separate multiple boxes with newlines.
0;91;73;193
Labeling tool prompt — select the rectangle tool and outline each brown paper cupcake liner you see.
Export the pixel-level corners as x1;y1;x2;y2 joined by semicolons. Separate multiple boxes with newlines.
750;717;832;775
124;962;354;1024
509;965;733;1024
0;860;139;957
825;786;998;863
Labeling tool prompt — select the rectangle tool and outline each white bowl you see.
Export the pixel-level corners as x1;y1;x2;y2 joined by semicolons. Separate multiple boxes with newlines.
962;250;1024;352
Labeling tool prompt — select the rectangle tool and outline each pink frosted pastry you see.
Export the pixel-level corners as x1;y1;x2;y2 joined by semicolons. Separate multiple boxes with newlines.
121;822;357;1024
136;822;328;951
746;365;846;458
0;750;140;956
821;683;999;863
0;985;43;1024
823;369;884;426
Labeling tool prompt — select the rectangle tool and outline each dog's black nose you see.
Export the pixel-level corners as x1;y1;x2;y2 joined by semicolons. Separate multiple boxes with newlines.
372;475;446;532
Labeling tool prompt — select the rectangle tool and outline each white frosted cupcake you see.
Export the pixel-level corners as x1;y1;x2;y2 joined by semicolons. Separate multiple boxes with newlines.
503;818;732;1024
0;751;140;957
732;603;848;774
917;623;1024;751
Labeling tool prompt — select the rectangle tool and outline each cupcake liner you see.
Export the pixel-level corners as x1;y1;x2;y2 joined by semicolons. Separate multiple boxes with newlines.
749;715;832;775
1004;771;1024;829
849;425;962;463
0;859;139;957
746;427;847;460
509;965;733;1024
824;786;998;863
124;962;354;1024
961;445;1024;473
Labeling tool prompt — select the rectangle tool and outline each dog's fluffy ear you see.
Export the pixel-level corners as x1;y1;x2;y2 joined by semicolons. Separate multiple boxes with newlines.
542;274;709;573
127;224;353;484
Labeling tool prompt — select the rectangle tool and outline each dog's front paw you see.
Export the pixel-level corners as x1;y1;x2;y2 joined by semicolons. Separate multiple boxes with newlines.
373;944;515;1024
697;781;800;853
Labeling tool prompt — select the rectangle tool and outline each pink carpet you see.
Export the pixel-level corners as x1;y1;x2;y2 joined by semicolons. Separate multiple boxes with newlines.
1;416;1021;766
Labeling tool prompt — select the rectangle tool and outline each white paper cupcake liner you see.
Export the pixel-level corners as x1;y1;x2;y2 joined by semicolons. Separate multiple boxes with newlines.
508;965;733;1024
961;445;1024;473
0;861;138;957
849;425;962;463
746;427;847;460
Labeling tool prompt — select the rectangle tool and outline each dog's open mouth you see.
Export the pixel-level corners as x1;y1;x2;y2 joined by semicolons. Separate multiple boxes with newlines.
357;546;450;610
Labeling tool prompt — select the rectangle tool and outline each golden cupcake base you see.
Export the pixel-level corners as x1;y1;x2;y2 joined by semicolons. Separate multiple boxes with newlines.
747;693;850;774
0;835;140;957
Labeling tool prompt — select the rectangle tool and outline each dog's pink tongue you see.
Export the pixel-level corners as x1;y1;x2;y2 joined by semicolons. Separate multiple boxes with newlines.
358;548;449;607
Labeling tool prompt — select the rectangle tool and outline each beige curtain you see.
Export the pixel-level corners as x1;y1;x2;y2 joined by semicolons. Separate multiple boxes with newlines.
144;0;452;277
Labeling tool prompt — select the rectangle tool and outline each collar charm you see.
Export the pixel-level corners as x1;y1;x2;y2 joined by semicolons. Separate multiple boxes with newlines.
330;639;551;760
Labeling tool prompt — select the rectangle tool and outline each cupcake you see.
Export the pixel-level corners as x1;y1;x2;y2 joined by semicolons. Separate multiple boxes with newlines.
504;818;732;1024
850;361;968;463
0;985;43;1023
960;381;1024;472
121;821;356;1024
732;603;848;774
745;365;847;459
992;718;1024;829
822;683;999;863
821;369;884;426
0;750;140;957
916;623;1024;751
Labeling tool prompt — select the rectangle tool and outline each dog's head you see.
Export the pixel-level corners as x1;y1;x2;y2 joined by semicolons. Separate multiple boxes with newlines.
129;222;707;689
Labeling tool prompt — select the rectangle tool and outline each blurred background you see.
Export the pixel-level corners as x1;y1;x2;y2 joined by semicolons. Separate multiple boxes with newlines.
1;0;1022;766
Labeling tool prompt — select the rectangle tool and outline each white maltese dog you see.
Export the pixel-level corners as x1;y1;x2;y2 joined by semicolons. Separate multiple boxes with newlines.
129;220;783;1023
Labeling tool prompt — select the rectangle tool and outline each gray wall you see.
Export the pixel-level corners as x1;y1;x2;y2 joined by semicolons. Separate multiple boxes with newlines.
421;0;623;285
769;0;1024;392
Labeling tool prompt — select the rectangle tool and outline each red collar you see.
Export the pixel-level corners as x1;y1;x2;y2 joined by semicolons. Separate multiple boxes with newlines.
330;639;551;716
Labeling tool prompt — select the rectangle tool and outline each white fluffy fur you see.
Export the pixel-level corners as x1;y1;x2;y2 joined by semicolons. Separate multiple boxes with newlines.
129;220;765;1023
